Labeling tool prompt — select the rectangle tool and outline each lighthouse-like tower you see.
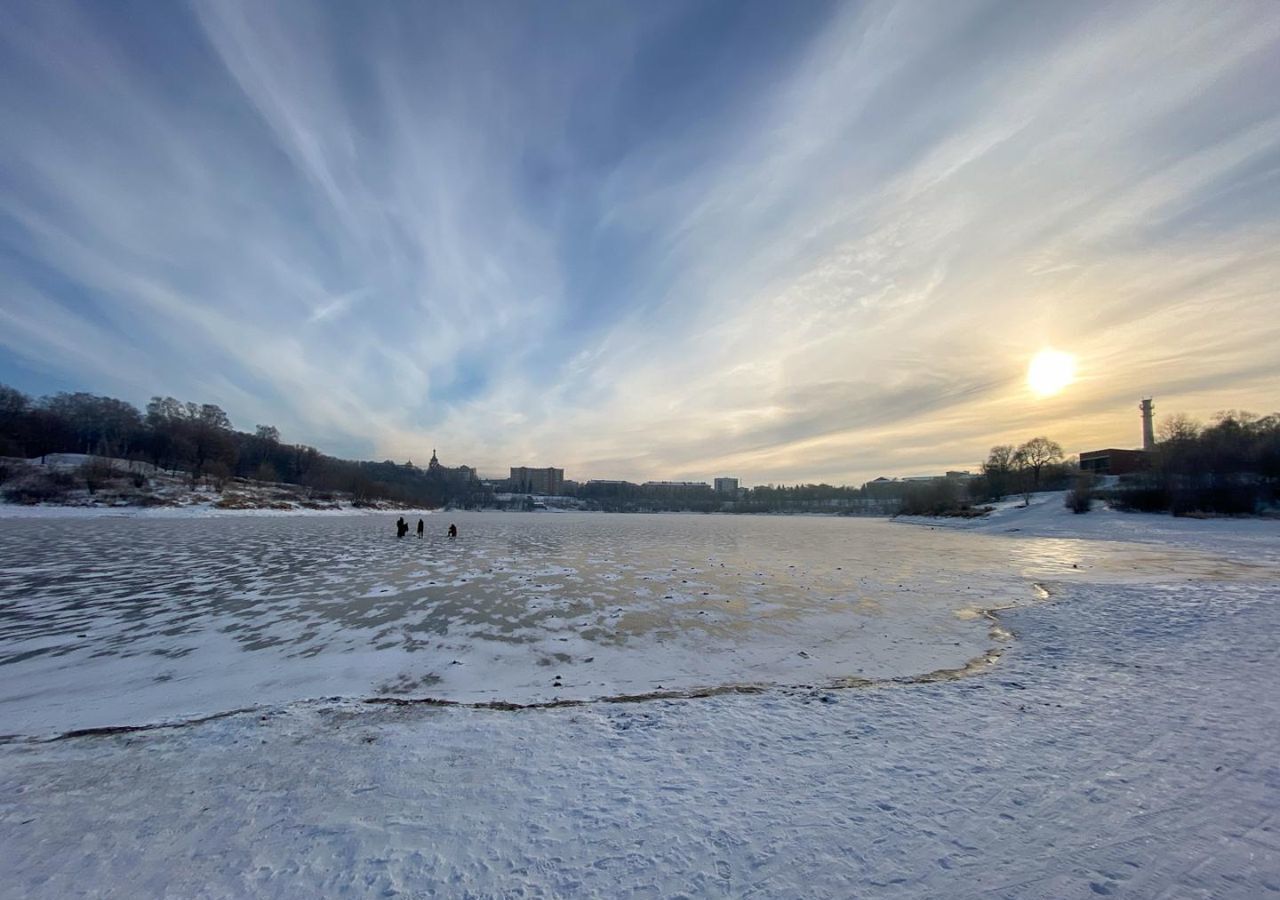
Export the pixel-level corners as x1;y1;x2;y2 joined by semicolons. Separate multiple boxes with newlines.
1140;398;1155;451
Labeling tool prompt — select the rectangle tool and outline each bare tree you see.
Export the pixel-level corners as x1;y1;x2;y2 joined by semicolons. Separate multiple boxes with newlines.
1014;437;1064;488
1158;413;1200;444
981;444;1018;500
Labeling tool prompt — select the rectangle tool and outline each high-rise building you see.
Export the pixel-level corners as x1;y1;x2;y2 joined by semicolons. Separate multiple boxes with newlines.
509;466;564;495
714;477;739;494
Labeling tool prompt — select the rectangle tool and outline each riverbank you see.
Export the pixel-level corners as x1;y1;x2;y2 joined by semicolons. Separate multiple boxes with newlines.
897;488;1280;566
0;454;434;516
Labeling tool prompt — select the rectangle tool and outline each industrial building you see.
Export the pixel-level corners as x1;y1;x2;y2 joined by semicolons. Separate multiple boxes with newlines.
1079;448;1150;476
1077;399;1156;476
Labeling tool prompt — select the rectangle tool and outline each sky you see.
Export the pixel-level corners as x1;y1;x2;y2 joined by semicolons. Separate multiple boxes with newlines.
2;0;1278;485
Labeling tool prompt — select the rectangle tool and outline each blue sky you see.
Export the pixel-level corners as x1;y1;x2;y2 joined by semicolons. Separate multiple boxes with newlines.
2;0;1278;483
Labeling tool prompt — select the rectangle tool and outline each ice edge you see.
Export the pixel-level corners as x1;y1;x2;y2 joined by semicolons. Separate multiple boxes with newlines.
3;582;1053;745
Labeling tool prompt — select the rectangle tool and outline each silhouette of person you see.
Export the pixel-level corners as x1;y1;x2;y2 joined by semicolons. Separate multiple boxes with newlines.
396;516;407;538
448;523;458;539
417;518;424;538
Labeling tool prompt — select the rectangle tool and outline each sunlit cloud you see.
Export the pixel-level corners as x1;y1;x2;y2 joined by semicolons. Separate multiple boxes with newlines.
1;0;1278;482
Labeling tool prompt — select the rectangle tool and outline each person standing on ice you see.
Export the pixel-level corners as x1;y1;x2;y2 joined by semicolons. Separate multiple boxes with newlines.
396;516;407;538
417;518;424;538
448;523;457;539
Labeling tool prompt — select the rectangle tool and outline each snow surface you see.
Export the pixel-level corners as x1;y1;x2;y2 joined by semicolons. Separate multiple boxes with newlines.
0;514;1014;735
4;511;1259;738
898;489;1280;564
1;506;1277;897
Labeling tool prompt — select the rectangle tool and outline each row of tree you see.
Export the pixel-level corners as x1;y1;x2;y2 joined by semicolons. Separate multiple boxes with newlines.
888;436;1073;516
1119;411;1280;514
566;480;892;514
0;384;490;508
973;436;1071;502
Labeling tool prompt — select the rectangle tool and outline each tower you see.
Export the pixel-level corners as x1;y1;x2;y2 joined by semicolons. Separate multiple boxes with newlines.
1140;398;1155;451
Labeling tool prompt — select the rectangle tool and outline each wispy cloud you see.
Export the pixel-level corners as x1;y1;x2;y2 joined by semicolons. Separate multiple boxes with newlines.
1;0;1278;481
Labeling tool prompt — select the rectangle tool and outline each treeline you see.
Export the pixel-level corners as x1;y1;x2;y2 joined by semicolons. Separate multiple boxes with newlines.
1112;411;1280;515
892;436;1076;516
571;480;718;512
890;413;1280;518
569;480;893;514
0;384;490;508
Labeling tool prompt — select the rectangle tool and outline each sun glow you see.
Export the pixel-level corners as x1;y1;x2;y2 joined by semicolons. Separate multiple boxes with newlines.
1027;348;1076;397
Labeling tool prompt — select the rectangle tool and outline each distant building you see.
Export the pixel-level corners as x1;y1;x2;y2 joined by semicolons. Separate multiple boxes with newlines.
714;477;739;494
1078;399;1157;476
1079;448;1149;476
427;449;476;480
580;479;636;499
641;481;710;492
510;466;565;495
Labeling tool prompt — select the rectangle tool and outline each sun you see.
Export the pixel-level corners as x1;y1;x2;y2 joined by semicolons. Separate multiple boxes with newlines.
1027;348;1076;397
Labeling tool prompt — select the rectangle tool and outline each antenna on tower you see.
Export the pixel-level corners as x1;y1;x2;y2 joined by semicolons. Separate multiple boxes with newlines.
1140;398;1155;451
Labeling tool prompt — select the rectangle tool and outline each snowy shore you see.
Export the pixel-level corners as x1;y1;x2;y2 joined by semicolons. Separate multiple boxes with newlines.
897;490;1280;566
1;506;1277;898
0;454;432;518
0;501;432;519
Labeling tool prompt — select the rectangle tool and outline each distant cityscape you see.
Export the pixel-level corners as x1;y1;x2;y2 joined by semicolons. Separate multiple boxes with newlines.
4;382;1272;516
416;396;1199;515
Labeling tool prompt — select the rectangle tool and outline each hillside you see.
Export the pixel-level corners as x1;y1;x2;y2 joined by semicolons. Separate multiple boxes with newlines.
0;454;417;514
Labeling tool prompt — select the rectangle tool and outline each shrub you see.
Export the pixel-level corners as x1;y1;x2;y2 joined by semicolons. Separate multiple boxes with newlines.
205;460;233;492
1065;473;1095;514
1170;484;1258;517
78;458;117;495
136;494;177;507
2;469;76;504
895;479;986;516
1106;485;1170;513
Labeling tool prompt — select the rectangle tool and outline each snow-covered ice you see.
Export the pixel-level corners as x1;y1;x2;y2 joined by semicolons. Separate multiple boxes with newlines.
3;511;1259;737
1;503;1277;897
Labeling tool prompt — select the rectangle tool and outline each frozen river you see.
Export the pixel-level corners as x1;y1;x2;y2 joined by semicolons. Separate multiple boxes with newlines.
0;511;1259;736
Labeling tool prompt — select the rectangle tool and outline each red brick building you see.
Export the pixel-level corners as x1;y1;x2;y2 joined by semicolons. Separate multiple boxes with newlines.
1079;448;1150;476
